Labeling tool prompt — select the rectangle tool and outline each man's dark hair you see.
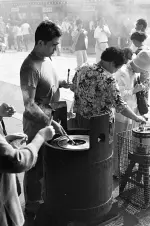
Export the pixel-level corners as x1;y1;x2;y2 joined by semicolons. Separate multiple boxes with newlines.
130;31;147;43
137;18;147;29
35;20;62;45
101;47;125;68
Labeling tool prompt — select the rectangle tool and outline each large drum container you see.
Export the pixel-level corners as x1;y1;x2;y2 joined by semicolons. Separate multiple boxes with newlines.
43;114;113;225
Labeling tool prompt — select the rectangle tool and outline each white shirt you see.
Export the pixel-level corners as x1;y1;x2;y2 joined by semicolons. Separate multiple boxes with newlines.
61;21;71;33
115;63;137;123
12;26;18;38
94;25;110;43
145;28;150;47
16;26;22;37
21;23;30;35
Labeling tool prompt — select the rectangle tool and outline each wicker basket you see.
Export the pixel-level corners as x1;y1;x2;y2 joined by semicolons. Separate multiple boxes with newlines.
117;130;150;210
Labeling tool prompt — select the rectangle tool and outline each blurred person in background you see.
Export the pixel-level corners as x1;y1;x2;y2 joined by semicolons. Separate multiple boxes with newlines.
94;17;111;63
16;23;23;51
61;17;71;33
21;20;31;51
118;20;130;49
133;18;147;33
72;19;88;69
0;17;6;40
7;22;14;50
61;17;72;49
88;20;95;50
12;23;18;50
130;18;148;52
130;31;149;55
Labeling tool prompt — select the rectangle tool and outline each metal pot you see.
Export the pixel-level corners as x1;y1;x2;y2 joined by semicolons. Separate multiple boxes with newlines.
132;126;150;155
46;134;90;151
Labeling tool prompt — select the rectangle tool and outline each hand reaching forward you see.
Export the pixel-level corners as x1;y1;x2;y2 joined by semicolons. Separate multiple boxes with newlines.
0;103;16;117
135;115;146;124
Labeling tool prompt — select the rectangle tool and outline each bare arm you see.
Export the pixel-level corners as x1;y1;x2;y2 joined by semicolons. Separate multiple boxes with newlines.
20;66;50;126
120;105;139;121
110;77;145;123
22;85;50;126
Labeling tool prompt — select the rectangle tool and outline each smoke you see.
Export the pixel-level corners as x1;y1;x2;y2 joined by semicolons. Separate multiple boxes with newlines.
67;0;150;34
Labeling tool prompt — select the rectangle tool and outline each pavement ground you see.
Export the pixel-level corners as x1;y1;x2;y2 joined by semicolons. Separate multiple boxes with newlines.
0;51;150;226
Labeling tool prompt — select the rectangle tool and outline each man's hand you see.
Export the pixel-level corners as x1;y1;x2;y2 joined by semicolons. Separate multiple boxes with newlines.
0;103;16;117
38;125;55;141
59;80;72;89
51;120;66;135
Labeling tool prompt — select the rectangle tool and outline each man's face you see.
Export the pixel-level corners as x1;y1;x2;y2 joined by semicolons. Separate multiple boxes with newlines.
42;37;60;57
109;62;122;74
135;22;143;31
132;39;141;48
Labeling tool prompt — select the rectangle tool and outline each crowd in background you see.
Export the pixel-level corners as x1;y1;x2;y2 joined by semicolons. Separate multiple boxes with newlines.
0;14;137;53
0;13;149;53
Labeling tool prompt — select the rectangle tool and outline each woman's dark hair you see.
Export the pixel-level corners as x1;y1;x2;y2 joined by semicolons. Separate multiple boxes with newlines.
101;47;125;68
137;18;147;29
130;31;147;43
123;47;133;60
35;20;62;45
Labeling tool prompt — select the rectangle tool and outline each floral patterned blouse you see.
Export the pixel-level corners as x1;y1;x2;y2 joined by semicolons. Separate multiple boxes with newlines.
71;64;127;125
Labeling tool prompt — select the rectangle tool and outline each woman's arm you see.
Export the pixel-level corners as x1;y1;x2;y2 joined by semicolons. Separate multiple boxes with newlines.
111;77;145;123
0;126;55;173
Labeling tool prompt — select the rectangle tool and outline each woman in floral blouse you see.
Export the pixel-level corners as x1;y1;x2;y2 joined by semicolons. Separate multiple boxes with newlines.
70;47;145;141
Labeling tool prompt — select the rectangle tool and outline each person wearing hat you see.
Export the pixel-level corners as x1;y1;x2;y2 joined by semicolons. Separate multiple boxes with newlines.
113;50;150;178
